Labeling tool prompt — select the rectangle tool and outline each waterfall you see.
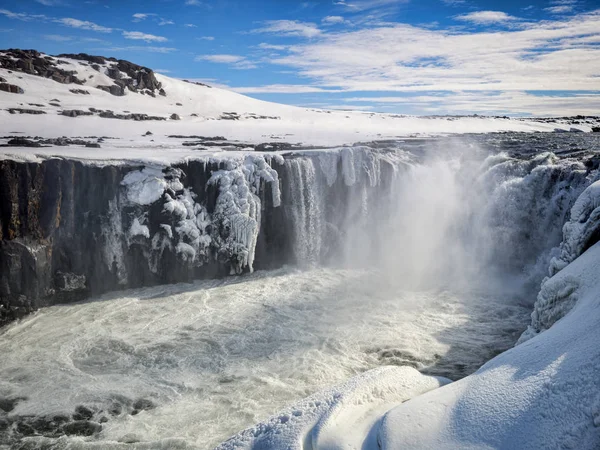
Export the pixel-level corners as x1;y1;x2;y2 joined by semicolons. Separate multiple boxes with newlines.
283;158;325;267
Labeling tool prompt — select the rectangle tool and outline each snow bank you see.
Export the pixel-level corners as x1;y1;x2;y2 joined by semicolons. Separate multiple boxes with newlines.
378;240;600;450
217;366;449;450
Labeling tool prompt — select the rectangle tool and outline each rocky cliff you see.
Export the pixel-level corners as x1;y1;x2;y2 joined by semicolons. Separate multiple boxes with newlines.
0;149;398;326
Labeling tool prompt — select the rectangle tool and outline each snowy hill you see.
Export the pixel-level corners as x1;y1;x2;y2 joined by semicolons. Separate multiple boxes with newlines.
1;49;599;164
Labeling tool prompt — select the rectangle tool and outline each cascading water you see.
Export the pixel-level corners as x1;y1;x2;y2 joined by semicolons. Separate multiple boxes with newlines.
1;134;599;450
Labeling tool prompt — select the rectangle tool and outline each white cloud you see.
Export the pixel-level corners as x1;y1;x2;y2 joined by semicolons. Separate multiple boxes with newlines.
35;0;64;5
56;18;112;32
233;84;339;94
196;54;257;69
185;0;204;5
322;16;346;25
122;31;168;43
258;43;289;50
441;0;467;6
455;11;519;24
132;13;154;22
343;91;600;116
545;6;574;14
198;36;215;40
251;20;321;38
0;9;47;21
159;19;174;25
261;10;600;100
334;0;409;12
545;0;577;14
184;23;197;27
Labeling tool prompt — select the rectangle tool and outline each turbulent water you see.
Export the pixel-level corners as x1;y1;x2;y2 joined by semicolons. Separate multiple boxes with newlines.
0;269;531;449
1;133;599;449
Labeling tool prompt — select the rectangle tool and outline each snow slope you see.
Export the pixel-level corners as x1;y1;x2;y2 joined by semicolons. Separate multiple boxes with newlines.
1;51;598;163
219;177;600;450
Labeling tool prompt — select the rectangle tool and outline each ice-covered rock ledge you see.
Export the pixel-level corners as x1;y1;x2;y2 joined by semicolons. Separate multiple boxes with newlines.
0;146;401;326
219;175;600;450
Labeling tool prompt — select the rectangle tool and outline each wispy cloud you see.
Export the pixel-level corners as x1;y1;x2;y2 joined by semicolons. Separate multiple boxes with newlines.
198;36;215;40
250;20;321;38
441;0;467;6
545;0;578;14
322;16;346;25
35;0;65;5
98;46;177;53
343;91;600;116
0;9;47;21
56;18;112;32
184;24;197;27
455;11;519;24
233;84;341;94
122;31;168;43
132;13;155;22
334;0;409;12
258;43;289;50
196;54;257;69
261;10;600;97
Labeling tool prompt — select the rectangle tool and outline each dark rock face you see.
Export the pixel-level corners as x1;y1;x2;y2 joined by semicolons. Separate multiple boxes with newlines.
97;84;125;96
61;109;93;118
0;49;166;97
7;108;45;115
170;113;181;120
593;127;600;133
98;110;166;121
0;49;85;85
4;138;43;147
0;83;24;94
0;151;400;327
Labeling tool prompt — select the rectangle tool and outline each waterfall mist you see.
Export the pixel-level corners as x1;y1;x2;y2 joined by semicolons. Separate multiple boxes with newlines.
280;138;592;299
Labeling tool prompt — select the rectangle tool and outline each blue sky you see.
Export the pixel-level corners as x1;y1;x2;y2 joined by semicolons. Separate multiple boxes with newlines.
1;0;599;115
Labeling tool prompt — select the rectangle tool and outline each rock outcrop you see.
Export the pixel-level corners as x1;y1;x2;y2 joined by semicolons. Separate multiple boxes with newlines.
0;49;86;85
0;149;400;327
0;49;165;97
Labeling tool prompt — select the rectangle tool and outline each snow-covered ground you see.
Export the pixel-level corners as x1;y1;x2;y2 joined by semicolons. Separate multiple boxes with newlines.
1;51;598;166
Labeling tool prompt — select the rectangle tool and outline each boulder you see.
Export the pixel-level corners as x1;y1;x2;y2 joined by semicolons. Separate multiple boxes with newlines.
6;138;42;147
170;113;181;120
61;109;93;118
7;108;45;115
0;83;24;94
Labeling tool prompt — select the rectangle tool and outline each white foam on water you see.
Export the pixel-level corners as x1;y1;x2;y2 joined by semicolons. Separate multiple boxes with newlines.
0;268;529;449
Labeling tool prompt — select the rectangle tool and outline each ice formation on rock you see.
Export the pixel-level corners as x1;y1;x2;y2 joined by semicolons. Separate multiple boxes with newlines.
114;155;284;278
520;178;600;342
